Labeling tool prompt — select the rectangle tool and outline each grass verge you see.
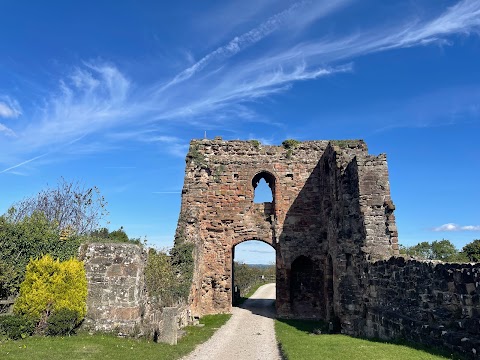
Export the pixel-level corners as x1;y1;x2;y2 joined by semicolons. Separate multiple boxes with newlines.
275;319;464;360
234;281;271;306
0;314;230;360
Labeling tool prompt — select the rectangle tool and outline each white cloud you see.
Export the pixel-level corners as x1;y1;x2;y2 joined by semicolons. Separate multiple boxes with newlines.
0;97;21;118
2;1;480;173
433;223;480;231
0;123;16;137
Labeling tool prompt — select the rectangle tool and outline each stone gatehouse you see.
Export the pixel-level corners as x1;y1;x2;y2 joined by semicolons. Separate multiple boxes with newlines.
175;139;397;317
175;139;480;358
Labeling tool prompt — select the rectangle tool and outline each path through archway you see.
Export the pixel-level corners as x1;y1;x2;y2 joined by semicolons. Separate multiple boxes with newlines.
232;240;276;307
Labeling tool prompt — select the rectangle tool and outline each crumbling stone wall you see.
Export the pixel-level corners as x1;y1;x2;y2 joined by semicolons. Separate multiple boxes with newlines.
175;138;480;358
175;139;397;319
79;243;146;334
362;258;480;358
79;243;190;343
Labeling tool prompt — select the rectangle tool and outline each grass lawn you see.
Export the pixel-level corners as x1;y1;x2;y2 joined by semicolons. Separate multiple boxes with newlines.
0;314;230;360
275;319;463;360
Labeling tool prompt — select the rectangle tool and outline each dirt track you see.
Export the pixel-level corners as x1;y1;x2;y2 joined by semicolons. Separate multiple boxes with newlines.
181;283;281;360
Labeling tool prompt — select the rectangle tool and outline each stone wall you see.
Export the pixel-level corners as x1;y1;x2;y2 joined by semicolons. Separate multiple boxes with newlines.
361;258;480;358
79;243;146;334
79;243;190;343
175;138;480;358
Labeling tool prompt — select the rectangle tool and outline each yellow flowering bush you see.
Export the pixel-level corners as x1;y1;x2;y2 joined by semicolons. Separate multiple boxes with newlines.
14;255;87;325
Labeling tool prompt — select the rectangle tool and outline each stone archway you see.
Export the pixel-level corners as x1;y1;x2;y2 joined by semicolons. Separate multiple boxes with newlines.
175;139;398;321
231;239;276;305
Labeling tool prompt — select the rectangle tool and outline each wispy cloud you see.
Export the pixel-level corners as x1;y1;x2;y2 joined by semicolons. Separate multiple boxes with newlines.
433;223;480;231
0;96;21;118
0;123;17;137
2;0;480;173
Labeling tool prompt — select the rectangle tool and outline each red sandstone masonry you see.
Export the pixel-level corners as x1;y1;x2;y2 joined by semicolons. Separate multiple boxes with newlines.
174;139;397;318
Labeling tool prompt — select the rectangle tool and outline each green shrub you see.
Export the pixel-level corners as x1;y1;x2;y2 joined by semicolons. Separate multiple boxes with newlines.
0;314;35;340
46;308;79;336
146;243;194;306
249;140;261;149
14;255;87;325
281;139;300;149
0;211;82;299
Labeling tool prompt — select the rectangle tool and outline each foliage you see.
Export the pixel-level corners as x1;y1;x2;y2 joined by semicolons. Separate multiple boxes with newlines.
233;262;275;300
0;314;231;360
46;308;79;336
14;255;87;326
213;164;225;183
88;226;141;245
145;242;194;306
330;140;350;149
400;239;468;262
282;139;301;149
187;144;207;168
275;319;459;360
0;314;35;340
0;212;82;299
7;177;108;235
170;242;194;300
248;140;261;149
462;239;480;262
145;249;176;306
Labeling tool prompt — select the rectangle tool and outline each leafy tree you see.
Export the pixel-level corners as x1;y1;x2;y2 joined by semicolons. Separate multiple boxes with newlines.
406;241;432;259
7;177;108;235
400;239;467;262
0;211;81;299
431;239;458;261
463;239;480;262
89;226;140;244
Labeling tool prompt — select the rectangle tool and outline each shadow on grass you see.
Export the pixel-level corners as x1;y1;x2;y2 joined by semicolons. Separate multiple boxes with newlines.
276;319;466;360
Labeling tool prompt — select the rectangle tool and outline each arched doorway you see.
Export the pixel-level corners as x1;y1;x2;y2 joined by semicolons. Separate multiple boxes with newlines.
232;239;276;306
290;255;323;317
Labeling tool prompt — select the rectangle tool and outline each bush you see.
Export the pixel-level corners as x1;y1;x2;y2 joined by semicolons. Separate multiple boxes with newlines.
145;243;194;306
46;308;78;336
0;211;82;298
0;314;35;340
281;139;300;149
14;255;87;326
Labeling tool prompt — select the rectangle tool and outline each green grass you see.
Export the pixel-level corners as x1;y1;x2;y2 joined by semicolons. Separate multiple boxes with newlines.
233;281;268;305
275;319;463;360
0;314;230;360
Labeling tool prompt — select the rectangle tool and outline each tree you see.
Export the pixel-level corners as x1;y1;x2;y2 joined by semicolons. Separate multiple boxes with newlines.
7;177;108;235
0;211;81;299
431;239;458;261
400;239;467;262
463;239;480;262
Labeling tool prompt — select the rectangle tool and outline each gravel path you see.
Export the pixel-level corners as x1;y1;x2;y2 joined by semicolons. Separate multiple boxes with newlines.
181;283;281;360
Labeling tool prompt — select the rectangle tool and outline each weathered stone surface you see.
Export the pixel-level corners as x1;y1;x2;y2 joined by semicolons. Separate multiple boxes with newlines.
175;138;480;359
175;139;397;319
360;259;480;359
80;243;146;335
79;243;191;344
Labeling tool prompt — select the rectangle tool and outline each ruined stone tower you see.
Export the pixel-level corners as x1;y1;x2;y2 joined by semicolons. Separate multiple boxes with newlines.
175;139;398;325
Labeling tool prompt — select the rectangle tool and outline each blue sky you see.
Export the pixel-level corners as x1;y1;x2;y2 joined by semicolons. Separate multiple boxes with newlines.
1;0;479;264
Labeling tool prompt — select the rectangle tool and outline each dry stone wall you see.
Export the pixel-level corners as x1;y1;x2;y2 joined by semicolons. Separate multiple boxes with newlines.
362;258;480;359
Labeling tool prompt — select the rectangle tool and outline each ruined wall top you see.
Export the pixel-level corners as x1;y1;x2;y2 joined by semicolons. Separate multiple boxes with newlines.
187;138;369;163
